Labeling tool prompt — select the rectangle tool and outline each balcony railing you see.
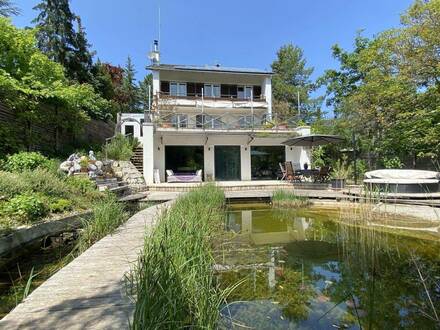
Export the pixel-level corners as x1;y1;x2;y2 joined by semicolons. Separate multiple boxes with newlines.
158;91;266;102
151;112;302;132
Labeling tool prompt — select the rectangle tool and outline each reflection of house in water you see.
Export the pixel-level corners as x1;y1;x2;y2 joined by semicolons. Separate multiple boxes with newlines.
226;209;310;245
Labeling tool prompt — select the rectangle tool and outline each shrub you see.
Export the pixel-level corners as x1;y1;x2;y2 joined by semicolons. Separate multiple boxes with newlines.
0;171;30;199
3;152;50;172
48;198;72;213
20;169;72;198
2;193;48;222
101;134;134;161
65;176;96;194
383;156;404;169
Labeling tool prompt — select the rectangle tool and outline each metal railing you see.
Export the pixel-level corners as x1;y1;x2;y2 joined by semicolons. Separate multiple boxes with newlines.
152;112;302;132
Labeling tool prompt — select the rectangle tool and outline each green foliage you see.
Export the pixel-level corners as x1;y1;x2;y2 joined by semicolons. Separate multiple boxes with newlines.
128;185;226;329
272;189;310;208
3;152;49;172
319;1;440;166
47;198;72;213
101;133;135;160
271;44;322;122
330;159;352;180
0;172;31;202
76;195;127;253
65;176;96;194
311;146;326;168
33;0;94;83
2;193;48;222
383;156;404;169
0;0;20;17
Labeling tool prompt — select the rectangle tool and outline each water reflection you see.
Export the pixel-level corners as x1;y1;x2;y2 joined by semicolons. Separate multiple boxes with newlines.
218;205;440;329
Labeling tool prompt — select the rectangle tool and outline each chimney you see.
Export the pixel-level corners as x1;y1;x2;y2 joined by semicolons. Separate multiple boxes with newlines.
148;40;160;65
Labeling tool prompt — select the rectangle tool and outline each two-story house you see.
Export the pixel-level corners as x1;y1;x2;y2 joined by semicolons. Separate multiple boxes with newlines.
119;50;311;184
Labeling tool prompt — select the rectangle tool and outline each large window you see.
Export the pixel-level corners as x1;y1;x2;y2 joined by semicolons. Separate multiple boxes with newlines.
251;146;285;180
237;86;253;99
204;84;220;98
196;114;224;129
165;146;204;175
170;82;187;96
171;114;188;128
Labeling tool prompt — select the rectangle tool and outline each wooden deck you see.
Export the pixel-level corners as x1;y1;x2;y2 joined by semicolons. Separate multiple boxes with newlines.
0;203;170;329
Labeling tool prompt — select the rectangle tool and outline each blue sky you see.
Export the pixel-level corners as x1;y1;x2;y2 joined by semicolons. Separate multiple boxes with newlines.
13;1;413;90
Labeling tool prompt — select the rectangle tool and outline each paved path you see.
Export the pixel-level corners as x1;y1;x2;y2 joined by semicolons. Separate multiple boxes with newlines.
0;203;169;330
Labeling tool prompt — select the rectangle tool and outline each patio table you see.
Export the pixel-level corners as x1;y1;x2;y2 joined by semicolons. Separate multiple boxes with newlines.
297;169;319;181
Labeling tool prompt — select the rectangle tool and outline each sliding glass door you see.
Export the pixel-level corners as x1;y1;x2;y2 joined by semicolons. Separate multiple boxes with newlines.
215;146;241;181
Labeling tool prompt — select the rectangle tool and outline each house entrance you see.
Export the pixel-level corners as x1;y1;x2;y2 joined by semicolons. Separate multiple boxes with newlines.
215;146;241;181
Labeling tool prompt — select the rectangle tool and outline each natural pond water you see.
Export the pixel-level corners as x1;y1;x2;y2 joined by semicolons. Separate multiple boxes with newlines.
218;204;440;329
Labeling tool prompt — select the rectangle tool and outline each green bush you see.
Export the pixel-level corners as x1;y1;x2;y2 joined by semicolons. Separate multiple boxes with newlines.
100;133;135;161
3;152;50;172
383;156;404;169
65;176;96;194
0;171;30;199
20;169;72;198
48;198;72;213
2;193;48;222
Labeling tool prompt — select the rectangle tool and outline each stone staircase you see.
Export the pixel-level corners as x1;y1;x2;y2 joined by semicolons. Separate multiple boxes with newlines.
131;147;143;174
94;177;130;196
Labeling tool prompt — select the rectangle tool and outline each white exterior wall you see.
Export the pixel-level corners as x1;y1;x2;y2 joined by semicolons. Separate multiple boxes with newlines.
152;133;311;182
120;113;144;140
152;70;160;96
142;123;154;184
264;77;272;116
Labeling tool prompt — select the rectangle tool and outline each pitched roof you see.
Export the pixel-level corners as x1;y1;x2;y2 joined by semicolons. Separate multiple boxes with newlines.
147;63;273;75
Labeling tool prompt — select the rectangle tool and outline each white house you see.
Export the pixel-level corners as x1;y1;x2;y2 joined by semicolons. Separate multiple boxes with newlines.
119;49;311;184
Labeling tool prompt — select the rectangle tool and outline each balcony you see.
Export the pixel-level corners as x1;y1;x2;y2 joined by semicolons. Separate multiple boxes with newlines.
157;92;268;110
152;111;302;133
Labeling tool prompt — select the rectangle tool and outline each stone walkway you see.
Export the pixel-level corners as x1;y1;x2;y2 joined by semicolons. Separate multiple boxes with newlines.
0;203;169;330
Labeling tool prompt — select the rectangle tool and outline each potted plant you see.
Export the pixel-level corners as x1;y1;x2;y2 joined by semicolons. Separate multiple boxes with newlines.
330;159;351;189
79;156;89;173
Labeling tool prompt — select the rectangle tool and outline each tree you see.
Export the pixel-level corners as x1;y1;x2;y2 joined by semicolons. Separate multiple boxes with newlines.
32;0;94;83
0;18;109;151
318;0;440;169
120;56;139;112
0;0;20;17
138;74;153;112
271;44;318;120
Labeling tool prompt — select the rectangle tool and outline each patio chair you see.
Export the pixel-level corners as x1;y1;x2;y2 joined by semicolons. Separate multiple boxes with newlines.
285;161;302;183
279;162;287;180
314;166;331;183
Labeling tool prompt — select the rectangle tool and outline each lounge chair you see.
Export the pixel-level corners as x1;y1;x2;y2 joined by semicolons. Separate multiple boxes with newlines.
166;169;203;183
284;161;302;183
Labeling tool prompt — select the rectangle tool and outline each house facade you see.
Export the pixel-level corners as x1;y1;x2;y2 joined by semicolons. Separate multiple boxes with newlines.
119;61;311;184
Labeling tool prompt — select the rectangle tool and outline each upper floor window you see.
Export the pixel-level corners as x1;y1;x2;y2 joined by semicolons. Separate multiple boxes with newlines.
237;86;253;99
170;82;187;96
204;84;220;98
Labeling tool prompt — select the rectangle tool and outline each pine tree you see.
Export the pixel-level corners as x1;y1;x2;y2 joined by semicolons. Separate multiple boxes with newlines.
121;56;139;112
138;74;153;111
33;0;94;83
0;0;20;17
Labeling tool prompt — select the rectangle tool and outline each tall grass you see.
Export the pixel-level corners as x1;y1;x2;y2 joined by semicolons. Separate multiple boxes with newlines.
127;184;226;329
272;189;310;208
75;195;128;254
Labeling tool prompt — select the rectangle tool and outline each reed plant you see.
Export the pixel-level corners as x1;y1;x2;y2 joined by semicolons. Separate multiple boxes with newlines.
127;184;227;329
272;189;310;208
75;194;128;254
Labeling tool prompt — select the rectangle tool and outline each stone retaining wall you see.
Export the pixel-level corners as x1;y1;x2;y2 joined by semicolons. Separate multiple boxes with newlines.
111;161;145;191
